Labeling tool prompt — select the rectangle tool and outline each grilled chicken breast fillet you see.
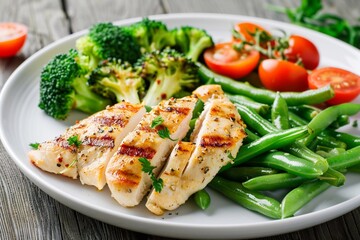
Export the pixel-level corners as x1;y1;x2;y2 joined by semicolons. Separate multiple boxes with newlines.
28;102;145;187
146;94;246;215
76;102;145;189
106;96;198;207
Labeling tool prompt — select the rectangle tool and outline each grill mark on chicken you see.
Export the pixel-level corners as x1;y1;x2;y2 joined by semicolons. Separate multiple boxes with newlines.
118;144;156;159
113;170;140;187
82;135;115;148
54;137;77;152
93;115;127;127
200;135;233;148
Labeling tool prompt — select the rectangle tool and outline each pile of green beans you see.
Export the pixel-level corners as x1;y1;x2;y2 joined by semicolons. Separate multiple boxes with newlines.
195;64;360;219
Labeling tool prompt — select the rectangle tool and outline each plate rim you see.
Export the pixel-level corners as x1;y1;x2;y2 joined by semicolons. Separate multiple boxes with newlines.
1;12;360;239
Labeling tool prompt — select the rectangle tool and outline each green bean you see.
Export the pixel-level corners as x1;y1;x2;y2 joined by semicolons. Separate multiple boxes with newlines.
289;105;320;121
288;111;308;127
316;147;346;158
318;167;346;187
327;146;360;170
221;126;309;172
244;129;260;143
235;104;275;135
348;164;360;173
197;63;334;105
192;99;204;119
248;151;323;178
209;176;281;219
330;114;350;129
289;108;349;130
243;173;308;191
307;103;360;138
227;94;270;115
281;180;330;218
236;105;328;172
322;130;360;149
316;135;347;149
271;92;290;130
221;167;278;182
193;189;211;210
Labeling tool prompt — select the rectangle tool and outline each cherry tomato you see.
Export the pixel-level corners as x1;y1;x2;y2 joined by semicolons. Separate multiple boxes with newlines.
308;67;360;105
0;22;27;57
284;35;319;70
204;42;260;79
258;59;308;92
233;22;270;43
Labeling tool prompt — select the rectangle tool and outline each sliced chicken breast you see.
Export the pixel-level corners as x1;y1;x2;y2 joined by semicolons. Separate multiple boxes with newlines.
106;96;198;207
192;84;224;102
28;135;79;179
76;102;145;189
146;95;246;215
28;102;145;186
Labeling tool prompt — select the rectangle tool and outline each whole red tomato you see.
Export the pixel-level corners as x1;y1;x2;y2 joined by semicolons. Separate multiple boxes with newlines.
258;59;309;92
284;35;320;70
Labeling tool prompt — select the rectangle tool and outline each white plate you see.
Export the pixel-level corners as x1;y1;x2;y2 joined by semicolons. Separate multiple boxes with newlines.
1;13;360;239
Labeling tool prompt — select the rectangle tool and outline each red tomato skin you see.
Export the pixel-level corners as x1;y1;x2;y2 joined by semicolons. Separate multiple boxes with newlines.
204;42;260;79
284;35;320;70
234;22;270;43
308;67;360;105
0;23;27;57
258;59;309;92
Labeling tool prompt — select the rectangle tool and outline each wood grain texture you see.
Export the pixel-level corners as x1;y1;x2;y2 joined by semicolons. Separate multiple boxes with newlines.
0;0;360;239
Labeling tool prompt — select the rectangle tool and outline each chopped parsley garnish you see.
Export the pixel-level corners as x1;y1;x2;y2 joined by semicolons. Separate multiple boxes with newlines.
139;157;163;192
151;115;164;128
227;151;236;161
158;127;177;141
145;105;152;112
29;142;40;150
67;135;81;147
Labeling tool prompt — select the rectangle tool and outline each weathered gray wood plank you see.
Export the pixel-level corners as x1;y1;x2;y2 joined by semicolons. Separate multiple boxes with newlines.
65;0;165;32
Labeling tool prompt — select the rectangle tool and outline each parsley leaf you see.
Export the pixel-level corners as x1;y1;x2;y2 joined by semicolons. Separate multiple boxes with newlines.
139;157;163;192
145;105;152;112
67;136;81;147
158;127;177;141
29;142;40;150
227;150;236;161
151;116;164;128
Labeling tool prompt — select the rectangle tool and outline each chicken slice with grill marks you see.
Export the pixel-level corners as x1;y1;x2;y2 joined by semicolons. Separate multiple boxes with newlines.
76;102;146;190
28;102;145;185
106;96;198;207
146;95;246;215
28;133;79;179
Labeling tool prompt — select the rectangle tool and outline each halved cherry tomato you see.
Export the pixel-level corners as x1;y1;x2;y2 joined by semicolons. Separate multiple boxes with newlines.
258;59;308;92
284;35;319;70
0;22;27;57
233;22;270;43
308;67;360;105
204;42;260;79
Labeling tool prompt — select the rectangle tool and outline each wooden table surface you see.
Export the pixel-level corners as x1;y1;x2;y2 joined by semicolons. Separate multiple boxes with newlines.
1;0;360;239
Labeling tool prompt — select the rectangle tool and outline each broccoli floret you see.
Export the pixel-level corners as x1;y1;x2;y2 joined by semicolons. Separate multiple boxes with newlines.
88;59;145;104
76;22;142;66
172;26;214;61
126;18;176;53
39;49;111;120
137;48;200;106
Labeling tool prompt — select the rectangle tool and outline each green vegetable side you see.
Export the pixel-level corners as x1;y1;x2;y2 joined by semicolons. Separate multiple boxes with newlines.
39;19;213;120
37;16;360;220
